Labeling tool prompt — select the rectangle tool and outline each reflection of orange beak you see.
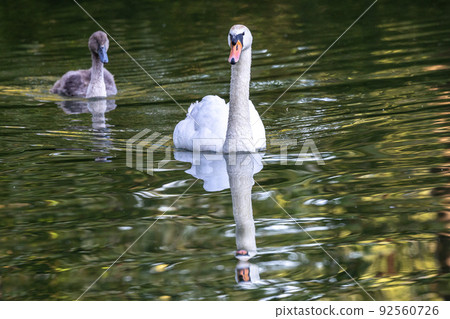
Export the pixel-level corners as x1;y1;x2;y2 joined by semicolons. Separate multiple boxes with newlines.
237;268;251;282
228;40;242;64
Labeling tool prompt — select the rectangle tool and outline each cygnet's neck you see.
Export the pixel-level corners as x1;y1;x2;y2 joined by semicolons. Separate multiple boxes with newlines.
86;53;106;98
224;48;255;153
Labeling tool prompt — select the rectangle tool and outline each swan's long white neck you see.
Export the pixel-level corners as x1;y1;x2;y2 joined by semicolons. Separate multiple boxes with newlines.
87;54;106;98
224;48;255;153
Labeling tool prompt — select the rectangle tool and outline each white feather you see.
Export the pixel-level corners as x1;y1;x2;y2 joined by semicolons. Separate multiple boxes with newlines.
173;95;265;153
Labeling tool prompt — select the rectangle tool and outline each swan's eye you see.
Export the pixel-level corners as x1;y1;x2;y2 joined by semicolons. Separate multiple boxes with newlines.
236;33;244;47
230;33;245;47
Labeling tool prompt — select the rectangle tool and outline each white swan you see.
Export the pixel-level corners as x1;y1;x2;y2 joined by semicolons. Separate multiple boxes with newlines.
173;25;265;153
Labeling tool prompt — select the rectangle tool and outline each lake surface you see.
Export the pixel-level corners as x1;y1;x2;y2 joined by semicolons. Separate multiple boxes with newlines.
0;0;449;300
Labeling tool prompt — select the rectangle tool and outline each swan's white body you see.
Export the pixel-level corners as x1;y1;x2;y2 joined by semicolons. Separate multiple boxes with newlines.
173;25;266;153
173;95;265;153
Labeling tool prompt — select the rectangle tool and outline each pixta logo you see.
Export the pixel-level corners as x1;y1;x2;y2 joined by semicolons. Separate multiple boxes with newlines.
126;129;325;176
126;129;171;175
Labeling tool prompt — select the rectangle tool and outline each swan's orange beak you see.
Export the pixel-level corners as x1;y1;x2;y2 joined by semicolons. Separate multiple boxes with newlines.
228;40;242;65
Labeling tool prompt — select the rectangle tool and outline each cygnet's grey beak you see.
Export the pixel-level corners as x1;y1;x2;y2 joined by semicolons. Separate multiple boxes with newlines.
98;46;108;64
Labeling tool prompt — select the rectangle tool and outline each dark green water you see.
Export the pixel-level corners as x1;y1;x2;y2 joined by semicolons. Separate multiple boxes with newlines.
0;0;449;300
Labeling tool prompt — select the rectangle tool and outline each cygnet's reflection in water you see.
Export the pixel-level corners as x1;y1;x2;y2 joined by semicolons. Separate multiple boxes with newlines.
175;151;263;284
58;99;116;130
57;99;116;162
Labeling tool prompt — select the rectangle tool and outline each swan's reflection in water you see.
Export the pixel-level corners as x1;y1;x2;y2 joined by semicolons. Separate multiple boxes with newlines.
57;99;116;162
175;151;263;284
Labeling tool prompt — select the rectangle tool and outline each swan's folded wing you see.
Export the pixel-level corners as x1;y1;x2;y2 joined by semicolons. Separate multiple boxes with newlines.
50;70;90;97
174;95;228;152
173;113;196;150
249;100;266;150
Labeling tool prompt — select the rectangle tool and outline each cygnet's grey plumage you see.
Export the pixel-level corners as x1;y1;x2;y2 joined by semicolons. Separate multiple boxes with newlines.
51;31;117;98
